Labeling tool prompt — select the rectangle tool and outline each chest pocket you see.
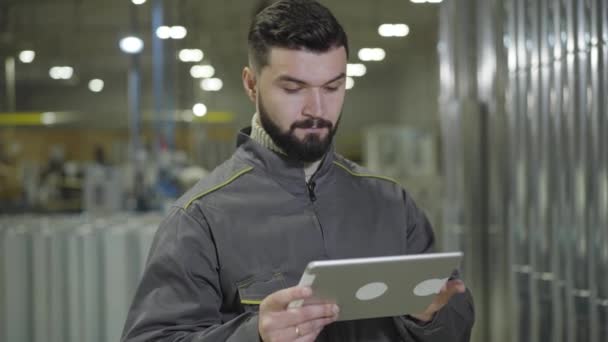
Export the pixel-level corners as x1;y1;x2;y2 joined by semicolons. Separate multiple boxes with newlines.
237;272;287;312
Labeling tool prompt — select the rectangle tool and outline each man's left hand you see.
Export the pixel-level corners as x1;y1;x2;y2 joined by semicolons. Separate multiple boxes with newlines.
411;279;467;323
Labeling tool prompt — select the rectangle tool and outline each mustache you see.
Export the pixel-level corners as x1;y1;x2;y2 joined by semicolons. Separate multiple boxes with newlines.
290;118;333;130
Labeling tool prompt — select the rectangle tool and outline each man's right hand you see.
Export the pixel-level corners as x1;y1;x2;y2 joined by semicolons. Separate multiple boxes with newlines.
258;286;339;342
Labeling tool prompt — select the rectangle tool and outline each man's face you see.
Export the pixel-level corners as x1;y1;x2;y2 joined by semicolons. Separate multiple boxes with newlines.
246;47;347;162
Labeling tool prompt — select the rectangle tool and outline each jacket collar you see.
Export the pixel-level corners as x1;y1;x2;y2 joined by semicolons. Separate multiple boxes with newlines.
235;127;335;197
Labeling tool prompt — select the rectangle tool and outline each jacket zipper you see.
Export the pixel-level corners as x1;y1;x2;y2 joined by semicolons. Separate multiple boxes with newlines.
306;177;326;255
307;181;325;250
307;181;317;202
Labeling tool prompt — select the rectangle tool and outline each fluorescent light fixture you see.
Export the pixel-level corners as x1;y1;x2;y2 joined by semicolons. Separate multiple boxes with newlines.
179;49;204;62
19;50;36;63
132;0;146;4
378;24;410;37
49;66;74;80
156;25;187;40
190;65;215;78
49;67;61;79
347;63;367;77
119;36;144;54
88;79;104;92
156;26;171;39
201;78;223;91
411;0;442;3
193;103;208;117
170;26;187;39
358;48;386;62
346;77;355;90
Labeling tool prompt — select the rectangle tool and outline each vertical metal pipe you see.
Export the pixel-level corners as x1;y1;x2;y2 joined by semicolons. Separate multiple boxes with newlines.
599;35;608;342
128;55;142;162
598;2;608;337
152;0;165;154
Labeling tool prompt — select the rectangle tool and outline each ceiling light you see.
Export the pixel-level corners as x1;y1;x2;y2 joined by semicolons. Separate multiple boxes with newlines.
193;103;208;117
179;49;204;62
378;24;410;37
346;77;355;90
190;65;215;78
156;26;187;40
49;66;74;80
62;67;74;79
19;50;36;63
358;48;385;62
201;78;223;91
170;26;187;39
49;67;62;79
156;26;171;39
119;36;144;54
347;63;367;77
131;0;146;4
88;79;104;92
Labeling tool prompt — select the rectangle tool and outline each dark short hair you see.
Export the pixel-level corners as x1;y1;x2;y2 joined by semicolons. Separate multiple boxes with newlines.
248;0;349;71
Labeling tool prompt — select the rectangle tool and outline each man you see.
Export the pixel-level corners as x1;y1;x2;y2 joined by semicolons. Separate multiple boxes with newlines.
121;0;475;341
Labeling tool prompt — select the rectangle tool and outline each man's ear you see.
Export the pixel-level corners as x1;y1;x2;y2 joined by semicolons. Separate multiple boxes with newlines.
242;67;257;103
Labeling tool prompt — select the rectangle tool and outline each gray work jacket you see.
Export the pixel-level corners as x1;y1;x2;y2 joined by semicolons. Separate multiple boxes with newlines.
121;130;475;341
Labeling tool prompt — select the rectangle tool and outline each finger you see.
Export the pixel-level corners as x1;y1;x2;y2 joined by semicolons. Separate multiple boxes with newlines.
275;318;334;342
285;304;339;326
444;279;466;296
294;327;324;342
267;303;337;329
260;303;337;335
420;280;467;316
410;312;434;323
293;315;338;336
262;286;312;311
301;297;335;307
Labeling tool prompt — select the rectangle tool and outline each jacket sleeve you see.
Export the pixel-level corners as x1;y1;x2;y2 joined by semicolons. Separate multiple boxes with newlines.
393;190;475;342
121;206;260;342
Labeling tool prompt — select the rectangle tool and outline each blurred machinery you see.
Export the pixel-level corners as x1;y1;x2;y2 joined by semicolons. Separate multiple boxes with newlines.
0;130;220;214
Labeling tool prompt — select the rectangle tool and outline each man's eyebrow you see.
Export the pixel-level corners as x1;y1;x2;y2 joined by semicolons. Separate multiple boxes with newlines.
324;73;347;85
275;73;347;86
276;75;308;85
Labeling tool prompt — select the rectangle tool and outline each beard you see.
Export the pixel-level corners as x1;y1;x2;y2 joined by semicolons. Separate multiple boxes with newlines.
258;95;340;163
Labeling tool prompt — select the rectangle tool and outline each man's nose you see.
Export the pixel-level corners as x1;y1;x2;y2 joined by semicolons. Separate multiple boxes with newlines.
302;88;324;118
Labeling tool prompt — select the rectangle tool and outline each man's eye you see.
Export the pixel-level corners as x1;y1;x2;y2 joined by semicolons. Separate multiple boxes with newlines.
325;85;340;92
283;87;302;93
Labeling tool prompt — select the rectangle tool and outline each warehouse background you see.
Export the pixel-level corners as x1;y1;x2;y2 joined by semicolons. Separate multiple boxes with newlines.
1;0;607;341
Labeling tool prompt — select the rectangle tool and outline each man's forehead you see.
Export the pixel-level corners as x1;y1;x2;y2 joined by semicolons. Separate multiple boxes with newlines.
264;47;347;83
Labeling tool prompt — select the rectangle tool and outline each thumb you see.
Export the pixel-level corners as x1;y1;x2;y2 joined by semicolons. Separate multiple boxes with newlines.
444;279;466;297
261;286;312;311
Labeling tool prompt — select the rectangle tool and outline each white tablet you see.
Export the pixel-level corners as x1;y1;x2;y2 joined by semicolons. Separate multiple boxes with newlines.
288;252;463;321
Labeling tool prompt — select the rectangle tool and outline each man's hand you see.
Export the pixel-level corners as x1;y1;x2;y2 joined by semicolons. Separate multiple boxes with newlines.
411;279;466;323
258;286;339;342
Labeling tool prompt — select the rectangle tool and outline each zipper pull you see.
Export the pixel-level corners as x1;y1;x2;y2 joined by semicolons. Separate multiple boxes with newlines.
307;181;317;202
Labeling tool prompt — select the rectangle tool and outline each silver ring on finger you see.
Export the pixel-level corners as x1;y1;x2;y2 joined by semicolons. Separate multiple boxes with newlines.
295;325;302;337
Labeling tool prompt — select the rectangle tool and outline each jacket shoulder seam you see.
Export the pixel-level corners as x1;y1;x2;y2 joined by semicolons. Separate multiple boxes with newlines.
183;166;254;209
333;161;400;185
